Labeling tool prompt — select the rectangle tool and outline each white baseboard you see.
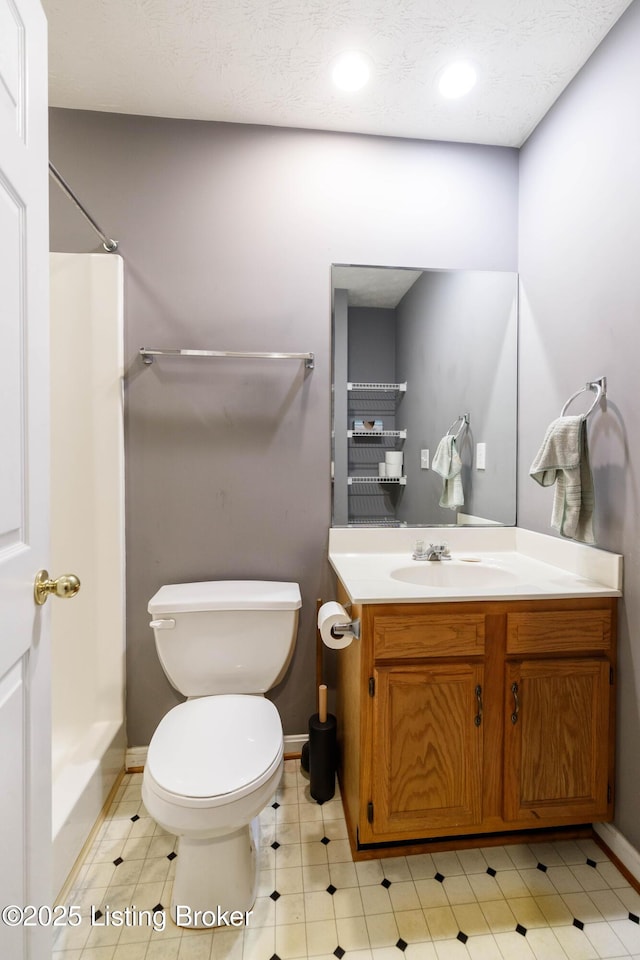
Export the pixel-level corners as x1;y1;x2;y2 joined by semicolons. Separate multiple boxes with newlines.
594;821;640;883
127;733;307;771
284;734;307;755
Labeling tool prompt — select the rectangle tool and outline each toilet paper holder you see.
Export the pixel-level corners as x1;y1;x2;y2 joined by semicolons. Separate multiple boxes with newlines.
330;617;361;641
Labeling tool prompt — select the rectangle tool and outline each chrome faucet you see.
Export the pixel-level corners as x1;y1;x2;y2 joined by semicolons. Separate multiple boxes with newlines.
412;540;451;561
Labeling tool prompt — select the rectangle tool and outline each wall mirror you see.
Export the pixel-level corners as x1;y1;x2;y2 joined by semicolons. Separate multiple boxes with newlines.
331;264;518;527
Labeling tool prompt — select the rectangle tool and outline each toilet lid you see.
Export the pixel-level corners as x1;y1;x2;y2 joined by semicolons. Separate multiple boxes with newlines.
148;580;301;614
147;695;283;799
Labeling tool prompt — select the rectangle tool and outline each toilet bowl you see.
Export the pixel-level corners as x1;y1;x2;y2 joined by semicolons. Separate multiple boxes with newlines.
142;580;301;926
142;695;283;921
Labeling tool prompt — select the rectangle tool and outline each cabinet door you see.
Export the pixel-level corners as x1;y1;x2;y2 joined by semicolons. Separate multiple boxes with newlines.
368;663;484;840
504;659;610;823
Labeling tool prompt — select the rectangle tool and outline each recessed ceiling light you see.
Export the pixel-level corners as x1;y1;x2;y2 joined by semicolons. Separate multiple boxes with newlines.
438;60;477;99
332;51;371;92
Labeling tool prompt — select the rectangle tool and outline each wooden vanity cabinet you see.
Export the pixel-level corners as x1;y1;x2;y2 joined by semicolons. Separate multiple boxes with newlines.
335;589;616;852
371;661;484;837
503;658;611;823
503;607;615;826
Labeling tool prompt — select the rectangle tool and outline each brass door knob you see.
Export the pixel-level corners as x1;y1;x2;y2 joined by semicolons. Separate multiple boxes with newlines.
34;569;81;606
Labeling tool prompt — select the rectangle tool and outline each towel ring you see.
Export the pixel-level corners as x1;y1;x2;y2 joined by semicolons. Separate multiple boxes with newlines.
446;413;470;440
561;377;607;419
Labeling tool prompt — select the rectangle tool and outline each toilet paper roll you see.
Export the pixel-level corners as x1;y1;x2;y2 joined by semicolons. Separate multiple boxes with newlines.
385;451;403;465
317;601;353;649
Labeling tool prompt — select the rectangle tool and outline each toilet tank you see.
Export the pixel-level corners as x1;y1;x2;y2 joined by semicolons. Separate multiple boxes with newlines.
148;580;301;697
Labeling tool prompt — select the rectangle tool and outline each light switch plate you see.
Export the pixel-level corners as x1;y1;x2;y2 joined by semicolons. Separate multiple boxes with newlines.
476;443;486;470
421;449;429;469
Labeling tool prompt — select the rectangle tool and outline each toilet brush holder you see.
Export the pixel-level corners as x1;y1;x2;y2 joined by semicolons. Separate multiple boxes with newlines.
309;684;336;803
300;740;310;773
308;713;337;803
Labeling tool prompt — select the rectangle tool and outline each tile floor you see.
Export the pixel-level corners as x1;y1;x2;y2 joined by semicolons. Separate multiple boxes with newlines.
53;761;640;960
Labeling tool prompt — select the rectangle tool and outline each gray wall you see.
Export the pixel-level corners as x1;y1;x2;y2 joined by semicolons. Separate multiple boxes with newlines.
518;0;640;847
48;111;518;744
396;270;517;525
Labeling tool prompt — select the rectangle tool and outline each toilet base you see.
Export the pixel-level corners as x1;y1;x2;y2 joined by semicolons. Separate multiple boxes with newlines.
171;818;260;927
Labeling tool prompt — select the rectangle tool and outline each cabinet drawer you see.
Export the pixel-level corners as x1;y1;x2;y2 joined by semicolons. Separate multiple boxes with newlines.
373;614;485;660
506;610;612;655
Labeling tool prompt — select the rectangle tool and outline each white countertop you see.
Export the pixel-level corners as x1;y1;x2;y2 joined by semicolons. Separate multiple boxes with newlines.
328;527;622;604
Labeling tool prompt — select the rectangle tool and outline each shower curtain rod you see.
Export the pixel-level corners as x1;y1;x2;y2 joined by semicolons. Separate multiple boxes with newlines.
48;162;118;252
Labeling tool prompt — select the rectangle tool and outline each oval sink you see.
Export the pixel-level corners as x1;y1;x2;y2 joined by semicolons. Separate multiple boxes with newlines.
390;562;519;589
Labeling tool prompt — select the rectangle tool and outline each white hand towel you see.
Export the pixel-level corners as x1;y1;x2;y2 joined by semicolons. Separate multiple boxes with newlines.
432;434;464;510
529;415;595;543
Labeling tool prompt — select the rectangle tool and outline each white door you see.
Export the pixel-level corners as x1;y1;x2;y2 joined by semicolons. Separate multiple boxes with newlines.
0;1;51;958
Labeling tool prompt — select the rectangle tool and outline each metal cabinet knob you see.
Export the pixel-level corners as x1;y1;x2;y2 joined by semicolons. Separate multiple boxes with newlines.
34;569;81;606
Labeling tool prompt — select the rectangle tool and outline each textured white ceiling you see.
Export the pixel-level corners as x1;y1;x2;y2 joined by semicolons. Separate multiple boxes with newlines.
333;266;422;308
43;0;633;147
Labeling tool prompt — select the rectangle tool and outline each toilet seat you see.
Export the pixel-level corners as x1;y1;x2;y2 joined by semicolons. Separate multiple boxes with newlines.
146;695;283;808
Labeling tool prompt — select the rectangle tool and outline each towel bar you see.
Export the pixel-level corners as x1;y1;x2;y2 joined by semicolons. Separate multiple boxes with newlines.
140;347;314;369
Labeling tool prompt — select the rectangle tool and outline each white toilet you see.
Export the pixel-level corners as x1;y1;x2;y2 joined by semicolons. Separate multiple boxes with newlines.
141;580;301;926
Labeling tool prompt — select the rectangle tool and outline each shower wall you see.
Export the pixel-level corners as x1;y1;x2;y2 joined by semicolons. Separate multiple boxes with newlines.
50;253;126;895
